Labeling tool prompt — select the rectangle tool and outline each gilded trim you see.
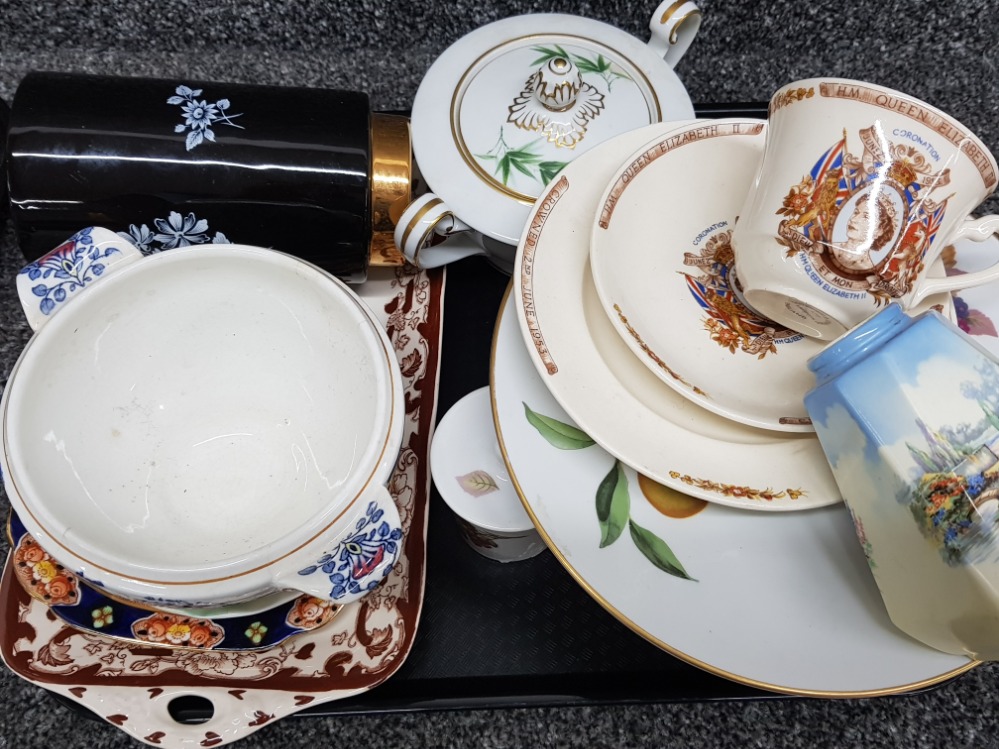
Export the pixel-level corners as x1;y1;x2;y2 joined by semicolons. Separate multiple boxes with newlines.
658;0;688;24
489;286;980;697
370;113;412;266
450;33;663;204
667;10;702;44
398;196;446;262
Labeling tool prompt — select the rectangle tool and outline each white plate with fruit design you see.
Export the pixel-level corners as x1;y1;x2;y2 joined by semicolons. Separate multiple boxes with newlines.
492;282;979;695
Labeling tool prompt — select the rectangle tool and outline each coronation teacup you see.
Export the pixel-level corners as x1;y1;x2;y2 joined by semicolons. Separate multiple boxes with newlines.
733;78;999;340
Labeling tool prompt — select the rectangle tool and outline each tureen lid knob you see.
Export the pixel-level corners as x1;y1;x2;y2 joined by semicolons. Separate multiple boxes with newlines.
533;57;582;111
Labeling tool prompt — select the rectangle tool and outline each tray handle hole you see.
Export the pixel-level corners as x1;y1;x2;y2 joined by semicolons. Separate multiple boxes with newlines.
167;694;215;725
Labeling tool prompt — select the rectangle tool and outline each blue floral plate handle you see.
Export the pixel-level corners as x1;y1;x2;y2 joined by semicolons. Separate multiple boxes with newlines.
15;226;142;331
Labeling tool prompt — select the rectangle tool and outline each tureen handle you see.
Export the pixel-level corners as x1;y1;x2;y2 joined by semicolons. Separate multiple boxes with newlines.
15;226;143;332
275;485;404;604
393;192;486;268
647;0;702;68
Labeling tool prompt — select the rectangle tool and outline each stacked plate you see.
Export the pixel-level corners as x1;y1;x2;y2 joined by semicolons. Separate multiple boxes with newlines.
492;119;997;694
0;254;443;747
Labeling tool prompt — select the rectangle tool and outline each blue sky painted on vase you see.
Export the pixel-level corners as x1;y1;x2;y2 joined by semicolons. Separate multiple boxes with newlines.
806;312;998;472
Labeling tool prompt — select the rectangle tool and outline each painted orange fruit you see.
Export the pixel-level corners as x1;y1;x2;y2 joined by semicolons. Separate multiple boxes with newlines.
638;474;708;519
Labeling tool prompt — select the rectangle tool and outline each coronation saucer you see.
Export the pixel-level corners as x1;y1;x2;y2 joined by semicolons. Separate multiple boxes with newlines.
589;120;954;432
7;510;340;651
590;120;814;431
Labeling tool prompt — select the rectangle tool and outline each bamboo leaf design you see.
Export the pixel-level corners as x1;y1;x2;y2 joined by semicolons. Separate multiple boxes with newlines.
498;155;512;184
530;44;572;67
628;519;695;581
456;470;500;497
475;130;565;186
505;146;543;162
568;52;632;90
596;461;630;548
573;53;612;75
523;402;595;450
511;158;537;178
538;161;568;185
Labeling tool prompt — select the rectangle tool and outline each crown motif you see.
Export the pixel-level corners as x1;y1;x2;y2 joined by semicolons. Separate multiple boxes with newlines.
887;144;936;188
705;229;734;266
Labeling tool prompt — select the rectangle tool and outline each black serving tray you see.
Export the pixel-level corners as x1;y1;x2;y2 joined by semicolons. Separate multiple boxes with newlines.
303;251;777;717
54;103;781;724
312;101;783;710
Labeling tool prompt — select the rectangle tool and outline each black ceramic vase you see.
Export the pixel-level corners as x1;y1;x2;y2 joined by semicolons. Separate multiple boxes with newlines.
0;94;8;221
6;72;411;280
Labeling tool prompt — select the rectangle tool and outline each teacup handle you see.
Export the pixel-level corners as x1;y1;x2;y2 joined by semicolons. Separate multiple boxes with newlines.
910;214;999;304
15;226;142;332
275;485;403;604
394;193;486;268
647;0;702;68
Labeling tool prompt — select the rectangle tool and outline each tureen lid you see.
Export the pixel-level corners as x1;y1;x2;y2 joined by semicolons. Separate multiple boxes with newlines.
406;5;701;249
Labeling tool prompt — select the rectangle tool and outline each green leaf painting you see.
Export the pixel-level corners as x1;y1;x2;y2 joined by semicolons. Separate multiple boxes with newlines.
529;46;632;91
537;161;568;185
628;519;696;581
524;402;694;581
523;402;595;449
476;129;568;187
530;45;573;67
595;461;630;547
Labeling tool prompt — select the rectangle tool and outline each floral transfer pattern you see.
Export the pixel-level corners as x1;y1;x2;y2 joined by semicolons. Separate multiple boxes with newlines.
18;227;121;317
131;613;225;649
117;211;230;255
13;534;79;607
681;228;803;360
168;84;244;151
612;304;707;396
666;471;805;502
455;517;502;550
6;514;342;652
297;500;404;600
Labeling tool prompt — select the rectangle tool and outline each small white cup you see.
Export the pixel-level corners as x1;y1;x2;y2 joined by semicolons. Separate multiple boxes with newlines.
733;78;999;340
431;387;546;562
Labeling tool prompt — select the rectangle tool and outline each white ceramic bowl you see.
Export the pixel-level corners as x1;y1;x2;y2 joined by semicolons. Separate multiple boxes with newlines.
1;228;404;608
